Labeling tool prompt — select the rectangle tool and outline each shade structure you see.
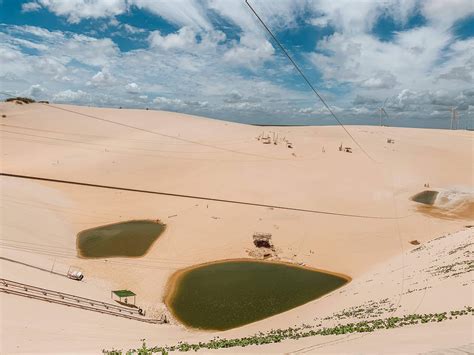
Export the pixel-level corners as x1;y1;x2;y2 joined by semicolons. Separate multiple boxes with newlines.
112;290;136;298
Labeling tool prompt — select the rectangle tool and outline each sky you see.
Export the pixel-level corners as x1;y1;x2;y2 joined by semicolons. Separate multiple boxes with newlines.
0;0;473;128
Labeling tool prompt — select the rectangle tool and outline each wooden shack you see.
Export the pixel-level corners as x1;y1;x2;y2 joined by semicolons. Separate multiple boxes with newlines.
253;233;273;248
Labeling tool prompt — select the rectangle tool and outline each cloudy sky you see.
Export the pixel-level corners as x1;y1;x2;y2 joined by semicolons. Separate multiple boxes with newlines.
1;0;473;128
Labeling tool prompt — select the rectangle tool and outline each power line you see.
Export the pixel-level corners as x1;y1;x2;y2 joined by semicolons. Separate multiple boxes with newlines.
0;172;402;219
245;0;375;162
0;123;256;146
244;7;410;351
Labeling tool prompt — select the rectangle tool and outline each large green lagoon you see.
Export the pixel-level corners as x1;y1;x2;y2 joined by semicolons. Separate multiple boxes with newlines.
77;220;165;258
166;260;348;331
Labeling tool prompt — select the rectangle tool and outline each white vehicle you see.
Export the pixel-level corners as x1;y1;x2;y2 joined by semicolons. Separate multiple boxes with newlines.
67;267;84;281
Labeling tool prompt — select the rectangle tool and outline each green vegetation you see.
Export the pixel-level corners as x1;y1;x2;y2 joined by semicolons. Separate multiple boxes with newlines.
323;298;397;320
167;261;347;330
103;307;473;354
5;97;36;104
77;220;165;258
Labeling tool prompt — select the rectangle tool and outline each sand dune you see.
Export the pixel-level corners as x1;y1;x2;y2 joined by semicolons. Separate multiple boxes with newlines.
0;102;472;353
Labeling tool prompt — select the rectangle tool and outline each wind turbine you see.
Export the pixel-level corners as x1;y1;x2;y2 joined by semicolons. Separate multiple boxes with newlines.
450;107;458;130
378;98;389;126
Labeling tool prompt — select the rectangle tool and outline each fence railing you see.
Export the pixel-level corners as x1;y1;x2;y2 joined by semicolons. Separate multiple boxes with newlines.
0;278;164;324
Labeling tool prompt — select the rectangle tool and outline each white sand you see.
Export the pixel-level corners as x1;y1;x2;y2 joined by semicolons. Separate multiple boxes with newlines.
0;102;472;353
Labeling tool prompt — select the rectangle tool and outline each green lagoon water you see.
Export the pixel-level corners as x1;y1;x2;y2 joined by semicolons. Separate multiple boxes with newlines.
168;261;348;330
77;220;165;258
412;190;439;205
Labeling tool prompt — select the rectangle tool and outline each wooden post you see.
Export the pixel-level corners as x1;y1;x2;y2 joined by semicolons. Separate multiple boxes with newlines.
50;258;56;273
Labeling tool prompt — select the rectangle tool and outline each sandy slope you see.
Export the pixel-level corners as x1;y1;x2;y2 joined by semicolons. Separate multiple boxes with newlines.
0;102;472;353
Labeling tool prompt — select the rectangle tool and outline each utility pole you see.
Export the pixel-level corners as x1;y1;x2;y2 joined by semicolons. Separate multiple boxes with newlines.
379;108;382;126
450;107;454;130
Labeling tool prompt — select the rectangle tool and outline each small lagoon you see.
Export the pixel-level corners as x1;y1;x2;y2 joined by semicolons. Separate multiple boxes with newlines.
77;220;165;258
411;190;439;205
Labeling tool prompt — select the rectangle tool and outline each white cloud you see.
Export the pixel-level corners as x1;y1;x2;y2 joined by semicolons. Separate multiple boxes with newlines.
298;105;343;115
436;38;474;84
21;2;42;12
223;91;244;103
152;96;207;109
149;27;197;50
88;69;115;86
64;34;119;66
421;0;474;29
25;84;47;99
3;26;120;67
132;0;211;30
123;24;145;34
306;0;386;34
34;57;67;76
14;25;64;40
309;16;330;28
209;0;302;35
305;0;473;122
309;26;453;94
148;27;225;51
208;0;262;36
360;72;398;89
298;107;314;114
53;89;88;102
353;88;474;119
153;96;184;107
0;43;23;62
108;18;120;27
125;82;140;93
37;0;127;23
438;67;473;83
25;0;212;30
353;95;381;106
185;99;208;108
223;34;274;66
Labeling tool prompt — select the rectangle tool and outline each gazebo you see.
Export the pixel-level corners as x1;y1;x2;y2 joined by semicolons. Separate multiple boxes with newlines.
111;290;136;306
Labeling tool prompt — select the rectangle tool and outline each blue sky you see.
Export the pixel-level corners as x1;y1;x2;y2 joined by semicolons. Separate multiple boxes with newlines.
1;0;473;128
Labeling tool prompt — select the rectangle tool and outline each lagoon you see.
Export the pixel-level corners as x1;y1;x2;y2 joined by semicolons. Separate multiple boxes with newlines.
166;260;348;330
77;220;165;258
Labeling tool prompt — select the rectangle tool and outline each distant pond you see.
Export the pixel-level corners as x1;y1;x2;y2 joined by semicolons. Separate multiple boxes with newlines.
77;220;165;258
411;190;439;205
166;260;349;331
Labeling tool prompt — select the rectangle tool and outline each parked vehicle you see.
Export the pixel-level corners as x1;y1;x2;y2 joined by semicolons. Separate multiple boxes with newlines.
67;267;84;281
